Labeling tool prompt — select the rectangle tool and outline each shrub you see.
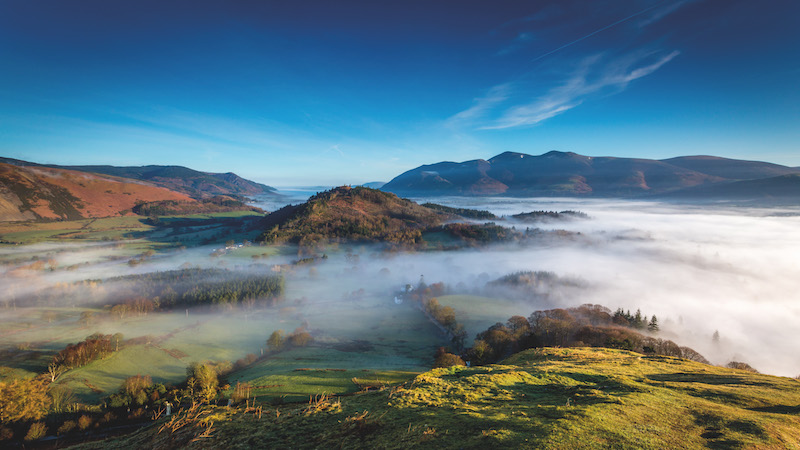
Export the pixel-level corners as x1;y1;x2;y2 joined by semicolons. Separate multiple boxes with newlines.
235;353;259;369
0;378;52;422
434;352;466;368
24;422;47;441
726;361;759;373
187;363;219;403
58;420;77;435
78;414;93;431
0;426;13;441
267;330;285;351
288;330;313;347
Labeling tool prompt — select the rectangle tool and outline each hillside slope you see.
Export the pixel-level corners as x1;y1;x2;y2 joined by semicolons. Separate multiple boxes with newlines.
0;163;195;221
662;155;800;180
82;347;800;449
383;151;800;198
0;157;277;200
661;174;800;202
257;186;448;245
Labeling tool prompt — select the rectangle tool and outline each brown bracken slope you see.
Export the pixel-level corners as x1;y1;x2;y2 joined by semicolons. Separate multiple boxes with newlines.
0;163;195;221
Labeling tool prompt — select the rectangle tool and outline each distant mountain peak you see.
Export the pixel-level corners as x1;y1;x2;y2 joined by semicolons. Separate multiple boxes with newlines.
382;151;800;199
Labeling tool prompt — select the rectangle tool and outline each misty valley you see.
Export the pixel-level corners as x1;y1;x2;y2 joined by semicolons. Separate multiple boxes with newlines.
2;186;800;447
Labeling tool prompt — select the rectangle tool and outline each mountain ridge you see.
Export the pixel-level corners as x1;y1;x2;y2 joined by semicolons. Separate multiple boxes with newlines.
0;157;277;200
383;151;800;200
0;157;273;221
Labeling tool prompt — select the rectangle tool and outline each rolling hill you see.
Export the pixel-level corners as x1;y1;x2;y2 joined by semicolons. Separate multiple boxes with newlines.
257;185;448;246
0;157;277;200
0;163;195;221
81;347;800;449
382;151;800;199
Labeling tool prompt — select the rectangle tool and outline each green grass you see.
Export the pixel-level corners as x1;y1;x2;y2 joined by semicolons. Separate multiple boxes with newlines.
55;345;191;403
1;292;445;404
82;347;800;449
227;346;421;402
0;216;154;245
0;211;262;248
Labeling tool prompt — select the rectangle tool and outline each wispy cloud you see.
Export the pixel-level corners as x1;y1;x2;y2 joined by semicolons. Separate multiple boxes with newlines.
446;83;512;126
480;50;680;129
497;32;535;56
638;0;694;28
451;1;694;131
324;144;345;157
528;1;670;64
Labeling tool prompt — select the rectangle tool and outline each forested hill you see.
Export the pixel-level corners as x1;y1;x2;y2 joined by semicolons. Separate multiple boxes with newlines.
0;157;277;200
257;186;449;246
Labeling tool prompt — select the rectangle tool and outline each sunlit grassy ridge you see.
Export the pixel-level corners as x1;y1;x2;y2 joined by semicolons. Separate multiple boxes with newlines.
79;347;800;449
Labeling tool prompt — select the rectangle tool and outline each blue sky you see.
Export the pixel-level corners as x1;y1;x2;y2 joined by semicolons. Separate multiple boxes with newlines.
1;0;798;186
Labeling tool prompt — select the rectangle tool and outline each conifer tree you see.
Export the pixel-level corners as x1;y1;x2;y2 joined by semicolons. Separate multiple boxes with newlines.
633;309;644;329
648;315;659;332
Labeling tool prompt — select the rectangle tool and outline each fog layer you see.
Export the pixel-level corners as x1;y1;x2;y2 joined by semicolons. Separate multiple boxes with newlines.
413;197;800;376
2;197;798;378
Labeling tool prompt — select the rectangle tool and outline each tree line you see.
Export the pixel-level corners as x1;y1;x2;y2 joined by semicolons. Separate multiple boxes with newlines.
459;305;708;367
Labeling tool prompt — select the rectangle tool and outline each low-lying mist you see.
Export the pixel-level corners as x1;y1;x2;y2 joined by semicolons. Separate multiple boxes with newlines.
408;197;800;377
2;197;799;378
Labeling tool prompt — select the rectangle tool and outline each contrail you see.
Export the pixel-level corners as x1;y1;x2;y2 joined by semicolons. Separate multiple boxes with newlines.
531;0;672;63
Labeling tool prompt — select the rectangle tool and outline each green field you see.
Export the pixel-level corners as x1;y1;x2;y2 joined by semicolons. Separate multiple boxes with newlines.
227;346;422;402
0;211;265;252
1;276;448;405
436;294;528;339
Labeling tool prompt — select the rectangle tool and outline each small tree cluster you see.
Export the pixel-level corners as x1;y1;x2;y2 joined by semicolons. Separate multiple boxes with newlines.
267;328;313;353
52;333;116;371
612;308;659;332
421;297;467;350
186;363;220;404
433;347;466;368
466;305;704;366
0;378;51;423
468;315;533;365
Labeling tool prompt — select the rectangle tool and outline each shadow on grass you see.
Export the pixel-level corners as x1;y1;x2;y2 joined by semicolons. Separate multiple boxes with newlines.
125;215;265;245
0;349;51;374
509;372;636;408
748;404;800;415
647;372;772;387
693;411;766;449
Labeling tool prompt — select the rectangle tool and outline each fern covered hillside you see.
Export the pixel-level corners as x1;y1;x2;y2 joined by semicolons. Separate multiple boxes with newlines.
0;157;279;200
0;163;195;221
257;186;449;246
81;347;800;449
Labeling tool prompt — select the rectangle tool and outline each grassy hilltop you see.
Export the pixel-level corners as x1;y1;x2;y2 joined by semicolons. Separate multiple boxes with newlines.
80;347;800;449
